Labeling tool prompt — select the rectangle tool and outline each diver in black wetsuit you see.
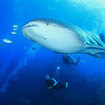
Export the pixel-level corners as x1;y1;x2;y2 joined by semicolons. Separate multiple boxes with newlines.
46;75;68;92
62;54;80;65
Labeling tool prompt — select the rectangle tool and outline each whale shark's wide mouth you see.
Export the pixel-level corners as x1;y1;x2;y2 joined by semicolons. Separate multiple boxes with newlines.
22;24;39;30
22;24;47;41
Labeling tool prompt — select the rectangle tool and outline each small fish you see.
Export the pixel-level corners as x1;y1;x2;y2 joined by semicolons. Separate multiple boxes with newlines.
13;25;18;28
3;39;13;43
11;32;17;34
13;28;17;31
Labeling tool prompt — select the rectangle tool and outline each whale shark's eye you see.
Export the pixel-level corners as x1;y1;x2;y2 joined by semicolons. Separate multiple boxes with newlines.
46;22;50;25
46;23;49;25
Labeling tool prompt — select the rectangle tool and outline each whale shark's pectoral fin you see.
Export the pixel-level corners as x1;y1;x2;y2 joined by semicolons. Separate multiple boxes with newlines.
82;45;105;58
88;52;105;58
91;52;105;58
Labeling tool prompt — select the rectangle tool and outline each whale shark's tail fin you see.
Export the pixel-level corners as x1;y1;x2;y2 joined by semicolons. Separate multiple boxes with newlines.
82;45;105;58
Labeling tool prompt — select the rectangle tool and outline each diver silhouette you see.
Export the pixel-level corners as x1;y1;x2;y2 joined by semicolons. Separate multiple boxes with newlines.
45;75;68;94
62;54;80;65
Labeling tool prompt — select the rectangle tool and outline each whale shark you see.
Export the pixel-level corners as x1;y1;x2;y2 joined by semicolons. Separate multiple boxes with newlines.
22;19;105;58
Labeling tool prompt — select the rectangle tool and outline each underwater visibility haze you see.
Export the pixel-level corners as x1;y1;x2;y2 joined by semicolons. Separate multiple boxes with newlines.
0;0;105;105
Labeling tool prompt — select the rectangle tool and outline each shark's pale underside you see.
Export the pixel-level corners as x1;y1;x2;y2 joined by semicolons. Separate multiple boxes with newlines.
22;19;105;58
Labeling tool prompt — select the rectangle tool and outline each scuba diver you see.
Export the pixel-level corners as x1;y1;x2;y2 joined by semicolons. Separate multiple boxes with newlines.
46;75;68;92
62;54;80;65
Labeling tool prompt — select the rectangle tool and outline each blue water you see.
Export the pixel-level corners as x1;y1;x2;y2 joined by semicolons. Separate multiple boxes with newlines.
0;0;105;105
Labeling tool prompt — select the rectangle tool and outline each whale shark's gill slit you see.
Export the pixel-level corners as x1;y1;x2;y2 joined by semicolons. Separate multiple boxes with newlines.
93;38;103;47
89;40;95;45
